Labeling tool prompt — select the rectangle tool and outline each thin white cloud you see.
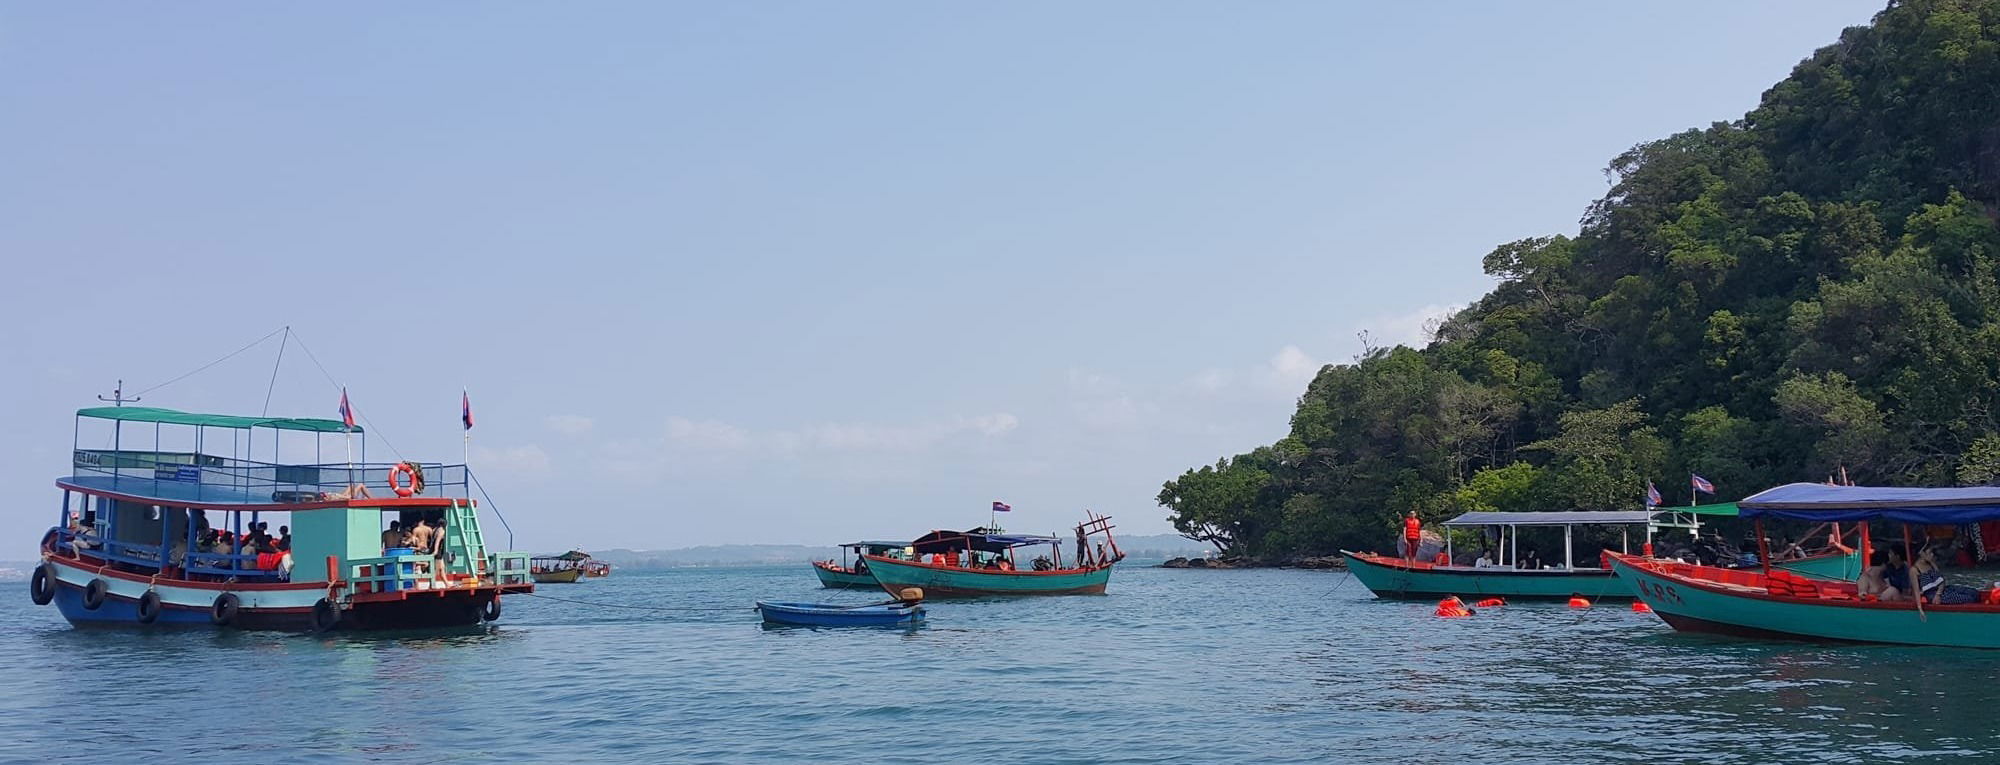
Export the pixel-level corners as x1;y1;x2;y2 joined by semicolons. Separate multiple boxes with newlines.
469;444;551;474
543;415;595;435
664;416;754;451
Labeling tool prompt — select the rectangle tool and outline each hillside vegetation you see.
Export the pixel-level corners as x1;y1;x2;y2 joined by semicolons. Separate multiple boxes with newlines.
1160;0;2000;560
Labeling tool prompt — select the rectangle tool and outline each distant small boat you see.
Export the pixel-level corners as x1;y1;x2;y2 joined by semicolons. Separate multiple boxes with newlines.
812;540;905;588
582;560;611;578
756;600;924;627
530;550;592;584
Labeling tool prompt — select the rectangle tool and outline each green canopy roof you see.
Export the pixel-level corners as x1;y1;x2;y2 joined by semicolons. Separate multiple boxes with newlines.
1683;502;1739;516
75;406;360;433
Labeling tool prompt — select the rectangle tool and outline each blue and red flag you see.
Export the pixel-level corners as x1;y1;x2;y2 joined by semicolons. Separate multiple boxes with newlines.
1692;474;1716;495
1645;481;1663;507
992;501;1011;513
461;390;474;431
338;388;355;431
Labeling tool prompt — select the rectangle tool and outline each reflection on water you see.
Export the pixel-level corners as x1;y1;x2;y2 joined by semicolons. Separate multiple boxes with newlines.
1;565;1996;763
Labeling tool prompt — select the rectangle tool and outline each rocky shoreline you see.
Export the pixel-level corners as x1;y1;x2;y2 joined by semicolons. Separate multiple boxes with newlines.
1159;555;1346;570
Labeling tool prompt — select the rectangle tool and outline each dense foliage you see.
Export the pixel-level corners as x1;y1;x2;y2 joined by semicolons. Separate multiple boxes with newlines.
1160;0;2000;560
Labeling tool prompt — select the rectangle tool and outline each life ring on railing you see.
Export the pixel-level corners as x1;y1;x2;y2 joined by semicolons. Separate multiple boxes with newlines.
136;590;163;624
211;593;240;626
29;564;55;606
82;578;108;610
387;462;425;498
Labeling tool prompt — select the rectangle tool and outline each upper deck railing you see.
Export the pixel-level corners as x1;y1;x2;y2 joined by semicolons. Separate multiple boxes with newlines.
67;449;469;506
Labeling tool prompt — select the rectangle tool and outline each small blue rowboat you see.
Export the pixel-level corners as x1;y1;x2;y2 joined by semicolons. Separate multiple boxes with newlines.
755;600;924;627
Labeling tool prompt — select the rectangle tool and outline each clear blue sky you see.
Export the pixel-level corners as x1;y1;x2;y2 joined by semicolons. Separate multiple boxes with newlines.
0;2;1885;555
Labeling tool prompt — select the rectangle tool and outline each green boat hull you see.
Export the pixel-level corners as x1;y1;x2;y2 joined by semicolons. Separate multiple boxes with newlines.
812;562;878;589
1341;551;1631;600
1611;553;2000;648
861;555;1112;596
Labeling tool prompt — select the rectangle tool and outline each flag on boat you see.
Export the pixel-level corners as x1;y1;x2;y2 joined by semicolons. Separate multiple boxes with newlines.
992;501;1011;513
338;388;356;430
461;390;474;431
1692;474;1716;495
1645;481;1663;507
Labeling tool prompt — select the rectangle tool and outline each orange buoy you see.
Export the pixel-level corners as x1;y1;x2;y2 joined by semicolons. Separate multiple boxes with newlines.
1568;595;1591;609
1631;601;1653;613
1474;597;1506;608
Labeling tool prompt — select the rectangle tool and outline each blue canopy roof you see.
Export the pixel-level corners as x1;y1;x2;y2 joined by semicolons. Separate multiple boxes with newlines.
1738;483;2000;523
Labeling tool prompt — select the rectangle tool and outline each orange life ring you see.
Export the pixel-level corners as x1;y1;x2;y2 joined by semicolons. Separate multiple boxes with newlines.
388;462;420;498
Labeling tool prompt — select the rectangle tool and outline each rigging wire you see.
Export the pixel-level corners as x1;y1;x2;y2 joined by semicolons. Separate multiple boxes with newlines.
288;328;405;460
514;590;748;612
467;469;516;550
259;326;291;417
131;326;288;398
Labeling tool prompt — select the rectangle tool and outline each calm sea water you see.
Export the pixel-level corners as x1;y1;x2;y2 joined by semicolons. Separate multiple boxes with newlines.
0;564;1994;763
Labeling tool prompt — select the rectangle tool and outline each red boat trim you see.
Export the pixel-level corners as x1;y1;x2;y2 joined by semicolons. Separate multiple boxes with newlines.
46;552;324;591
860;554;1112;576
1610;552;2000;613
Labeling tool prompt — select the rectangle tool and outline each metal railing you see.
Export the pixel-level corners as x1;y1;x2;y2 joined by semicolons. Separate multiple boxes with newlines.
72;450;470;504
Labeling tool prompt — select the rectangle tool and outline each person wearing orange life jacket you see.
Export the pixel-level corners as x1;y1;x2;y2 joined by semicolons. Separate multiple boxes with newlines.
1402;511;1423;562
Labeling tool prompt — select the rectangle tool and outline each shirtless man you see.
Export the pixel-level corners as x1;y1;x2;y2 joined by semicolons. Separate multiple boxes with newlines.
382;520;403;551
406;519;435;555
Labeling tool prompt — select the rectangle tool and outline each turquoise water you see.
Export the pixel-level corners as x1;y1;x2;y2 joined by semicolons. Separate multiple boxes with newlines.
2;564;1996;763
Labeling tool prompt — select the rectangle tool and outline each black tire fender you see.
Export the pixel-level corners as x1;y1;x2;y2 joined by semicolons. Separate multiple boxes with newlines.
136;590;163;625
481;597;502;622
29;564;55;606
211;593;240;627
82;578;108;611
311;598;340;633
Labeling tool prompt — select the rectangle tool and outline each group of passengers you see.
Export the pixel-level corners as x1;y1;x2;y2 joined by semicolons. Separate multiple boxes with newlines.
919;550;1018;571
1854;544;1991;604
382;516;447;556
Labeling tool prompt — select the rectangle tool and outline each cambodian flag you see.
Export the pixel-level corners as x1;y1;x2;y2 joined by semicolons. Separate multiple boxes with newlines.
1645;481;1663;507
992;501;1011;513
338;388;355;430
1692;474;1716;495
461;390;474;431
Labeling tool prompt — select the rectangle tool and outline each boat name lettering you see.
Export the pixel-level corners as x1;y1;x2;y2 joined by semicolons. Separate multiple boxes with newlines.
153;466;202;483
74;450;102;466
1637;579;1684;605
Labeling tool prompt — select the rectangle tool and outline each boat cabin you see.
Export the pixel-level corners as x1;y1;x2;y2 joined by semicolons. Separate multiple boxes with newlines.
1443;510;1656;570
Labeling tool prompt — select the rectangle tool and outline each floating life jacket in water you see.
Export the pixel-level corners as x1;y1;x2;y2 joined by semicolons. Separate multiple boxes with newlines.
1474;597;1506;608
1568;596;1591;609
1435;596;1471;618
1631;601;1653;613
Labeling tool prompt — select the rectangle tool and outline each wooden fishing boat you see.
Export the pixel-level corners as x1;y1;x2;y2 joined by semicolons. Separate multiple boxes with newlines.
582;560;611;578
812;540;907;588
861;512;1125;597
1611;483;2000;648
31;406;534;632
1344;508;1862;600
755;600;924;627
530;551;592;584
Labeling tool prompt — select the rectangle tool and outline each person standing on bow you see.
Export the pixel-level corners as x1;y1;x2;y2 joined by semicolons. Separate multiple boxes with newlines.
1403;511;1423;563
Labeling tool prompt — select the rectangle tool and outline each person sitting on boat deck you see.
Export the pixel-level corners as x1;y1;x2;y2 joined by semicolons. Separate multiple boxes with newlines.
1914;546;1945;603
1474;551;1495;568
382;520;404;552
997;556;1014;571
276;525;291;553
852;556;869;575
1519;550;1541;570
1032;555;1053;571
1861;547;1912;601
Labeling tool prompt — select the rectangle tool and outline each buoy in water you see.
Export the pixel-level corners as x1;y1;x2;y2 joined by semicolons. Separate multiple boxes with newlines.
1567;594;1591;609
1631;601;1653;613
1474;597;1506;608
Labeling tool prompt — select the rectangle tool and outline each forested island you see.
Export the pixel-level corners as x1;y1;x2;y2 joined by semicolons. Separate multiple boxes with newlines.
1160;0;2000;563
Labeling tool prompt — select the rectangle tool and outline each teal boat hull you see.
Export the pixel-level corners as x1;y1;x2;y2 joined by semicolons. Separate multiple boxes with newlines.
1770;549;1864;581
861;555;1112;596
1610;553;2000;648
812;562;877;589
1341;551;1631;600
